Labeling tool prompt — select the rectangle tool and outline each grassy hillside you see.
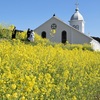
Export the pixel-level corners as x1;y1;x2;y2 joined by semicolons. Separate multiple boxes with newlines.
0;26;100;100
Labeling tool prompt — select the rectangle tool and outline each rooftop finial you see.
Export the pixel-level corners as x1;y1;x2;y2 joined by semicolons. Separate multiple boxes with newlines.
53;14;55;16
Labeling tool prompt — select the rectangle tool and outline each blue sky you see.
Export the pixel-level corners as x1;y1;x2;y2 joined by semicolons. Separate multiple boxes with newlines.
0;0;100;37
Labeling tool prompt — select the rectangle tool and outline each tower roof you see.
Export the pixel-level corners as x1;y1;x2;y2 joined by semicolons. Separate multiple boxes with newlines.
70;4;84;21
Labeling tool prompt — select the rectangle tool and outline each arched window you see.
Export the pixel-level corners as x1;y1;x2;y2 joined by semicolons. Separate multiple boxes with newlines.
73;25;76;29
62;31;67;43
41;31;46;38
76;25;79;30
73;25;79;30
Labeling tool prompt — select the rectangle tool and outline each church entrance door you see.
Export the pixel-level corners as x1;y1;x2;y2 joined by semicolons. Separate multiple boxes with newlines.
41;31;46;38
62;31;67;43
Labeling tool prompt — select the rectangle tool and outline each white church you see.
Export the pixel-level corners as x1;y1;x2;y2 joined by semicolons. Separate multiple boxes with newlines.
34;4;93;44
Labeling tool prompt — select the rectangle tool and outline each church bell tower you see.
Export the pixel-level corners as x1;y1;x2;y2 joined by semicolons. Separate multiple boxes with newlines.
69;3;85;33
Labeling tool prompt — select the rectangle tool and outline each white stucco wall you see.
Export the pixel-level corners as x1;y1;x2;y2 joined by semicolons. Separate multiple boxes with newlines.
34;17;92;44
34;17;71;43
70;29;92;44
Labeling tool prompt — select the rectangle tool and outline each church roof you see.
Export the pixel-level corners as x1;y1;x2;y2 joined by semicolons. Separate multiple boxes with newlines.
70;8;84;21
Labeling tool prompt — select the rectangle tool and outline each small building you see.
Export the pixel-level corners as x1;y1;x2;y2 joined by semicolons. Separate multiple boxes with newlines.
34;5;93;44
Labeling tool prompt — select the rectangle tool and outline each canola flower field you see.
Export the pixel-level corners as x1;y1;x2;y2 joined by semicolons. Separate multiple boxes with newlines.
0;26;100;100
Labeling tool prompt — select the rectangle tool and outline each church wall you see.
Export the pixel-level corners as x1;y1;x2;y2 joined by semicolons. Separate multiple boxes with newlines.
71;29;92;44
34;17;92;44
82;22;84;33
34;17;72;43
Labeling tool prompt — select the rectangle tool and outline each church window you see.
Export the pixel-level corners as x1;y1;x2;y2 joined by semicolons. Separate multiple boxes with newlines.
51;23;57;29
41;31;46;38
62;31;67;43
72;25;79;30
76;25;79;30
73;25;76;28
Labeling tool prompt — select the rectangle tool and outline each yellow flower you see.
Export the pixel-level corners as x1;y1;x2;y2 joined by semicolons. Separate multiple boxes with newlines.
25;75;31;81
12;93;18;98
21;96;26;100
72;96;77;100
6;94;11;99
0;33;100;99
11;84;16;89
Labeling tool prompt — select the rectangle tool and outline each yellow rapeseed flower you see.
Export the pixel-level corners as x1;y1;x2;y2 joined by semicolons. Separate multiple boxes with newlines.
12;93;18;98
6;94;11;99
72;96;77;100
11;84;16;89
21;96;26;100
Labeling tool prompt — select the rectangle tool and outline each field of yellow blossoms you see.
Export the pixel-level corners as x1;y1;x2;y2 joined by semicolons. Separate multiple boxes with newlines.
0;26;100;100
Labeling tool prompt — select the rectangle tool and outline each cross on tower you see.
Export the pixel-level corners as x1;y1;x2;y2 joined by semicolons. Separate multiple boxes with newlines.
75;0;79;9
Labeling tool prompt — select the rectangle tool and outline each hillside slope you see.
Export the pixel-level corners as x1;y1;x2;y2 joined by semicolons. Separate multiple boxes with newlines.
0;37;100;99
